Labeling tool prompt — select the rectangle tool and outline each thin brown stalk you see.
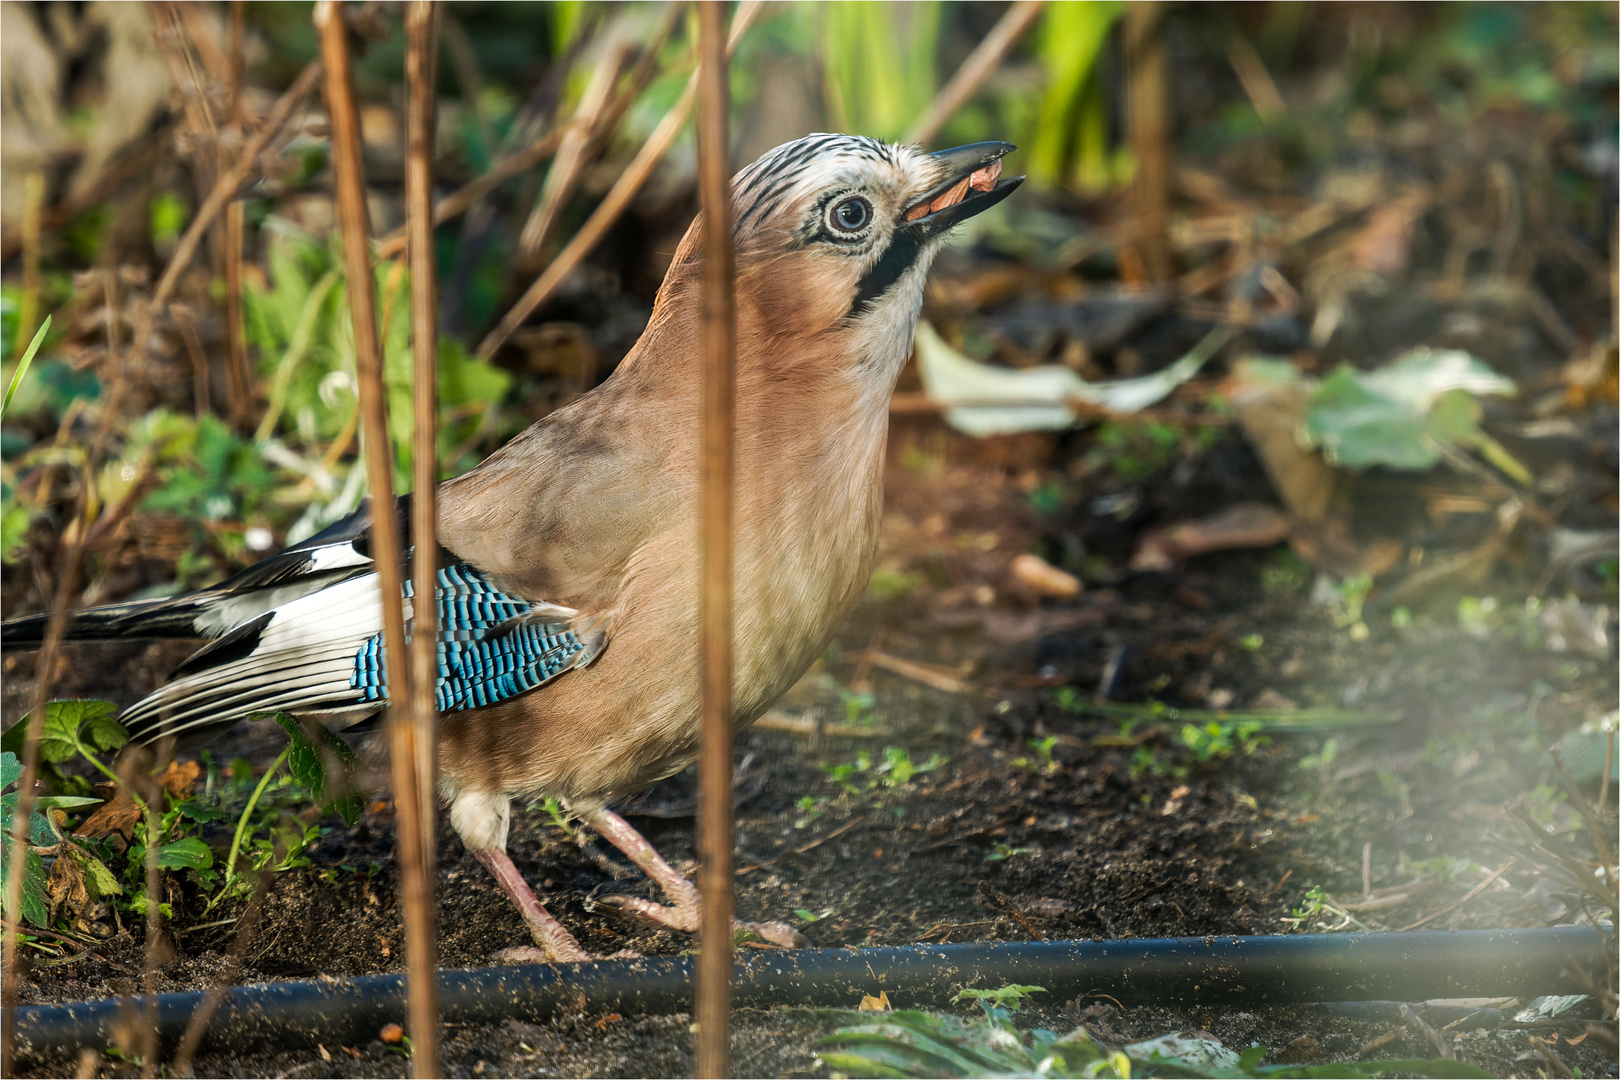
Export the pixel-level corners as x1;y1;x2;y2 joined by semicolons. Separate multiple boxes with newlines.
478;0;762;359
0;262;125;1074
516;27;634;269
376;2;683;263
402;3;442;1074
149;59;322;316
317;7;437;1080
171;866;275;1076
223;200;251;425
140;751;166;1079
374;128;567;259
694;2;734;1077
0;495;87;1078
14;171;44;359
226;1;245;122
904;0;1046;146
1125;2;1172;282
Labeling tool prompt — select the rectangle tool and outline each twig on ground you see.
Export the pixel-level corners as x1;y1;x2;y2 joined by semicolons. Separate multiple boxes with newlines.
1398;858;1515;931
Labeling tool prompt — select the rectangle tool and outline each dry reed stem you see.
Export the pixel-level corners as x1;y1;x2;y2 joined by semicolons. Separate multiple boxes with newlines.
376;2;683;262
477;0;762;359
694;2;735;1076
402;3;443;1073
317;4;439;1076
1125;2;1173;282
904;0;1046;146
312;19;434;1080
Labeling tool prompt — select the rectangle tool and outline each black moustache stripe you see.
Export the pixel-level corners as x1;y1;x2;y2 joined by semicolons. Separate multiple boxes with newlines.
848;226;924;317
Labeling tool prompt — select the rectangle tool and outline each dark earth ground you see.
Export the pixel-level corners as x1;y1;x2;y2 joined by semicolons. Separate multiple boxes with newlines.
4;410;1617;1079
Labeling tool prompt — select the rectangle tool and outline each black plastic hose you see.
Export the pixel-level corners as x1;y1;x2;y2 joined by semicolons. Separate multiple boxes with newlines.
12;926;1607;1058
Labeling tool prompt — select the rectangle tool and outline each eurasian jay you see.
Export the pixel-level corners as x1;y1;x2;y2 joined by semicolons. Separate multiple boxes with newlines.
2;134;1021;962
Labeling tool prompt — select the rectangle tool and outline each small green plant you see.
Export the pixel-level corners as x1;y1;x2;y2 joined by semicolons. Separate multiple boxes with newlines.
1318;573;1373;638
1239;633;1264;652
1261;548;1311;593
984;843;1037;862
794;907;832;923
793;795;827;829
1012;735;1059;775
839;689;876;726
1180;718;1268;763
2;699;364;931
951;984;1046;1011
820;747;944;798
1298;737;1339;772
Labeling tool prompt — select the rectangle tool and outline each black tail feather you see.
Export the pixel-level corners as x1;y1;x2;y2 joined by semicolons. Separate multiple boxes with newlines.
0;598;209;648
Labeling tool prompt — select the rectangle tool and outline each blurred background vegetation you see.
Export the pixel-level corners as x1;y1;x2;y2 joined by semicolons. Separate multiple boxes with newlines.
0;0;1614;615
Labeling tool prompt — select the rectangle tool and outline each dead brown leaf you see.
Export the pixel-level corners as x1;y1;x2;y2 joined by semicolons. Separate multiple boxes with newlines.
160;759;200;801
73;787;140;843
858;991;892;1012
46;849;89;927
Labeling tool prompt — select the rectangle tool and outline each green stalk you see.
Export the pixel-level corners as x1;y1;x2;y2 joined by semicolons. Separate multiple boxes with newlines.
213;745;291;909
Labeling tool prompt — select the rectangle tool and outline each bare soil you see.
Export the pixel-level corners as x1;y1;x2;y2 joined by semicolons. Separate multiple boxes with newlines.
6;412;1617;1078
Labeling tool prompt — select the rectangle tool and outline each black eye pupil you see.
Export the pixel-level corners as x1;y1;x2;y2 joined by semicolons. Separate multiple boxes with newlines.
833;198;869;231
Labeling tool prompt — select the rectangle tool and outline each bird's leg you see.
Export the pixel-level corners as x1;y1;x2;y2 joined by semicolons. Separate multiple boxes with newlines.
576;806;807;948
472;847;594;964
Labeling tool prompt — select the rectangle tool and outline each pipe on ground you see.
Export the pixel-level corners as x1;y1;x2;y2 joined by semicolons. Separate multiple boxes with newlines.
12;926;1608;1058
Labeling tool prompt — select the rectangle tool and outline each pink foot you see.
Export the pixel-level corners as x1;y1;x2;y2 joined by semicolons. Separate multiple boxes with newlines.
579;807;809;949
473;847;593;963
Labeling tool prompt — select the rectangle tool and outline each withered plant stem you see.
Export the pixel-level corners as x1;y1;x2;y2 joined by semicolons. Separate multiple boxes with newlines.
315;13;436;1080
477;0;762;360
694;2;735;1076
1125;1;1173;282
904;0;1046;146
402;2;443;1073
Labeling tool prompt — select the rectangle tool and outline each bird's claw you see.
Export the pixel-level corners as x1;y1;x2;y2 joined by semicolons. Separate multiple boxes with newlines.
590;893;807;948
490;944;641;965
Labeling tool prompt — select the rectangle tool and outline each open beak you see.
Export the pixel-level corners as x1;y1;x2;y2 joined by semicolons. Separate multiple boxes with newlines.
902;142;1024;235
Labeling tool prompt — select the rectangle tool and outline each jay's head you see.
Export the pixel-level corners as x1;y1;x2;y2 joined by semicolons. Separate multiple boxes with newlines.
661;134;1022;378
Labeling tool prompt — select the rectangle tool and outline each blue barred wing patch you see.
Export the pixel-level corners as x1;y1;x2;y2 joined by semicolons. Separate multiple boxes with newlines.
351;563;586;712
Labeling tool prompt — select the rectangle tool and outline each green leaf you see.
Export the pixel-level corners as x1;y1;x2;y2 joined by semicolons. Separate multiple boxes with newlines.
273;714;362;826
33;796;103;811
157;837;214;870
0;844;50;928
1;314;51;422
0;750;19;790
5;700;123;764
1;500;37;565
1305;349;1517;472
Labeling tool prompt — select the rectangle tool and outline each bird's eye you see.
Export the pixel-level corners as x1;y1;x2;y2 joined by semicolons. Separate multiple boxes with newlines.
828;196;872;234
